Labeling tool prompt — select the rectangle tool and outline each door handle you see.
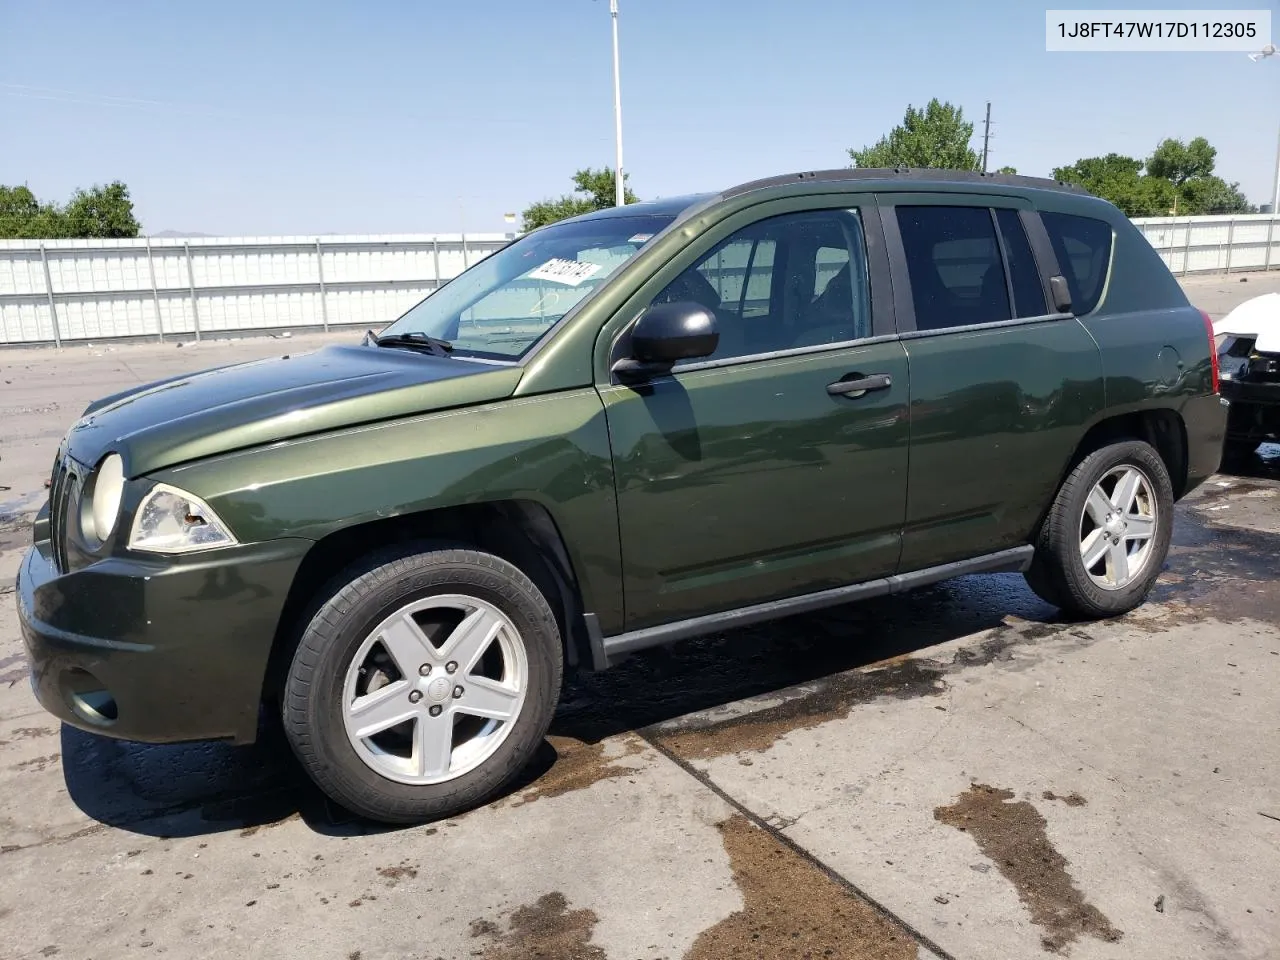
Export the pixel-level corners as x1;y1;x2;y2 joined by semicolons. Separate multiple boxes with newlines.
827;373;893;397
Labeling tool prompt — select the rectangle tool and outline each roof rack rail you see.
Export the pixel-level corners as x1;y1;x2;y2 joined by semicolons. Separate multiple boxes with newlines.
722;168;1090;198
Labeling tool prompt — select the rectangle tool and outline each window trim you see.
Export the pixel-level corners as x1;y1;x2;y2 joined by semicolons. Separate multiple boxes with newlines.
670;332;904;375
988;208;1019;318
897;313;1069;341
597;197;896;385
1017;210;1065;311
882;196;1071;336
992;207;1053;320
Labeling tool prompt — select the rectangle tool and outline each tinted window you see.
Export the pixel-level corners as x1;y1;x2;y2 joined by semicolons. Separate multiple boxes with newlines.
653;210;871;361
995;209;1047;318
1041;212;1113;315
896;206;1011;331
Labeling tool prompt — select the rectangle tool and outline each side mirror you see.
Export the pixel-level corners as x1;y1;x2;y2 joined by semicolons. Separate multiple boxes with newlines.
1049;275;1073;315
612;301;719;378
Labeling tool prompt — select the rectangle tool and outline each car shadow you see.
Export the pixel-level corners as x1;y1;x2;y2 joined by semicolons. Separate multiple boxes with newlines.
554;571;1056;743
1220;441;1280;481
60;569;1058;839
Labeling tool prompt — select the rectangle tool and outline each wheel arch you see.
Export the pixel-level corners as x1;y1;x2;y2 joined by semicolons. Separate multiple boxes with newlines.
1036;407;1189;540
261;499;592;706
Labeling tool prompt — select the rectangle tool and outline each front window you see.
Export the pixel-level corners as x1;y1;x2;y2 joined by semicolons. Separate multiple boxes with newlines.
379;214;674;360
651;209;871;362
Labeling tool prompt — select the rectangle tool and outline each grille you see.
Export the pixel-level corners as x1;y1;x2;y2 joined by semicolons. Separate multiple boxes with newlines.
48;455;78;573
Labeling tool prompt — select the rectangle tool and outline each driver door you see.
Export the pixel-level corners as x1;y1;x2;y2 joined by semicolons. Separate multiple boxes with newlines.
598;199;911;630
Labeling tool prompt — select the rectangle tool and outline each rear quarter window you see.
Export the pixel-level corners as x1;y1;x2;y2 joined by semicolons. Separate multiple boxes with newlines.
1041;212;1113;315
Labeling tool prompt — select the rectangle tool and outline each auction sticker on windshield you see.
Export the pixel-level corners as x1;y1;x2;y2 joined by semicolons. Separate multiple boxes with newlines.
527;258;604;286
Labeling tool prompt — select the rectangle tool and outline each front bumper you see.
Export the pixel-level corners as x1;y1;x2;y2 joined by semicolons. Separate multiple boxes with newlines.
16;535;311;745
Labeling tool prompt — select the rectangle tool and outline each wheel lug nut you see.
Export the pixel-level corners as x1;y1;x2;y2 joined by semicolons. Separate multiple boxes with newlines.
419;664;431;676
453;686;464;699
445;661;458;674
408;690;423;704
429;705;442;717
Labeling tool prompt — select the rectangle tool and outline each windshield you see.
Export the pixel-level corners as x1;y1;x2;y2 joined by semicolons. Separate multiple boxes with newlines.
379;214;675;360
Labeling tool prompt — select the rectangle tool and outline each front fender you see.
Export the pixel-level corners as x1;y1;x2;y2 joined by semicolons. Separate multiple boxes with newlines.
150;389;625;630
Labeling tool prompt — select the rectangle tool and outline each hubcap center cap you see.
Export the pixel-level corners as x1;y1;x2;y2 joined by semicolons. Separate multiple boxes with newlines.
425;676;453;703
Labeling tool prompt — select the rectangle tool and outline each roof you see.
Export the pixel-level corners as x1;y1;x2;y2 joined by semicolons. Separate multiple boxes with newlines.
575;193;716;220
723;168;1091;198
565;169;1093;230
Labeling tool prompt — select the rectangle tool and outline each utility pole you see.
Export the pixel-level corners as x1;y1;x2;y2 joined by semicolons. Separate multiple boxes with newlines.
981;101;992;174
1248;45;1278;212
610;0;625;207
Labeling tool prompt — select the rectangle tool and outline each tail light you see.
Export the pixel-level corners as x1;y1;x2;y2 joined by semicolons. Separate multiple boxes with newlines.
1200;308;1219;393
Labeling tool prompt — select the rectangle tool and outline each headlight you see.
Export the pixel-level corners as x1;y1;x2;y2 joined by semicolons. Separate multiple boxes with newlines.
79;453;125;546
128;484;238;554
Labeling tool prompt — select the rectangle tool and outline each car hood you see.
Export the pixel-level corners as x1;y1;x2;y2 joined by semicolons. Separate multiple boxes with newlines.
64;344;524;476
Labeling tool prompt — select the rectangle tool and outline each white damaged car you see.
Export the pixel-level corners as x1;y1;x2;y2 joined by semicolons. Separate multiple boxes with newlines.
1215;291;1280;458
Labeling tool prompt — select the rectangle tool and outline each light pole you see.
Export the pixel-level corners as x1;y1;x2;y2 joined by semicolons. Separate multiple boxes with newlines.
609;0;625;207
1249;44;1279;211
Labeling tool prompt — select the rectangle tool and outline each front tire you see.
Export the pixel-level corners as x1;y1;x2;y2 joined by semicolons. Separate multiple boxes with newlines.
1025;440;1174;619
283;544;562;824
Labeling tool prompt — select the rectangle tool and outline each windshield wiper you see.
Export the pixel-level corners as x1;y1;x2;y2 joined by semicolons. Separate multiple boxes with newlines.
364;330;455;358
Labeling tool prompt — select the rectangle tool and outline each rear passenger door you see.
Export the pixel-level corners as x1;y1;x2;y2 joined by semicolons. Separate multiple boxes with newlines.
881;194;1106;572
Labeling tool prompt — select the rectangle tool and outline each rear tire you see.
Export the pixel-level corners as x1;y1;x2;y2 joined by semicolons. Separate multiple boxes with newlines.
282;544;562;824
1025;440;1174;619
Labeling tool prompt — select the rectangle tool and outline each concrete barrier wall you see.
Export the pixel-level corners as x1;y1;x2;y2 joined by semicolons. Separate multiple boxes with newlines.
3;213;1278;345
0;234;509;345
1131;213;1280;275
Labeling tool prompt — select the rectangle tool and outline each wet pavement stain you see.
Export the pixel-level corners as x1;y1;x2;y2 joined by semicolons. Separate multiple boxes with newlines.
375;861;418;887
651;659;947;760
0;726;57;747
1042;791;1087;807
935;783;1121;954
12;752;59;773
1141;508;1280;628
686;815;917;960
504;735;646;808
471;891;607;960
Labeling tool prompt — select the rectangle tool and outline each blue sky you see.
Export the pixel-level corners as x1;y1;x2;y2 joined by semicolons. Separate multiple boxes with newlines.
1;0;1276;235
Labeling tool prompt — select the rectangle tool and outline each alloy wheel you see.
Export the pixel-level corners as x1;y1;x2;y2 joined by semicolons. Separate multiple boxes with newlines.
1078;465;1158;591
341;594;528;785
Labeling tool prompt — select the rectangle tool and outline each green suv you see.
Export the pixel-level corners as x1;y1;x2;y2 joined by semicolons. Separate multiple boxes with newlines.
18;170;1225;823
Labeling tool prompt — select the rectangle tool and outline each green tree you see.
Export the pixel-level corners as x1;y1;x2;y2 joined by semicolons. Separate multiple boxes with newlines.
1052;154;1176;217
1146;136;1216;187
62;182;141;237
1145;137;1252;214
848;99;979;171
521;167;637;231
996;165;1018;175
0;185;57;237
1178;175;1254;215
0;180;140;238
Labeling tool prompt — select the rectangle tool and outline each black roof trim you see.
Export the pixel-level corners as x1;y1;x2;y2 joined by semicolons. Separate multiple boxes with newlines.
723;168;1091;198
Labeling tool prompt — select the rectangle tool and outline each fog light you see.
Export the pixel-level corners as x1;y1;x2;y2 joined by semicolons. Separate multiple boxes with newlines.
62;668;118;725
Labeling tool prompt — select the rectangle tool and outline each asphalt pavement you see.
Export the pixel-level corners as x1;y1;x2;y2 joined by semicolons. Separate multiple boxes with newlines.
1;273;1278;960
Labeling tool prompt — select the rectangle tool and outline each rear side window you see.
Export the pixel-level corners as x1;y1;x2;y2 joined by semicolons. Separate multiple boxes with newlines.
995;209;1047;318
896;206;1011;331
1041;212;1113;315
